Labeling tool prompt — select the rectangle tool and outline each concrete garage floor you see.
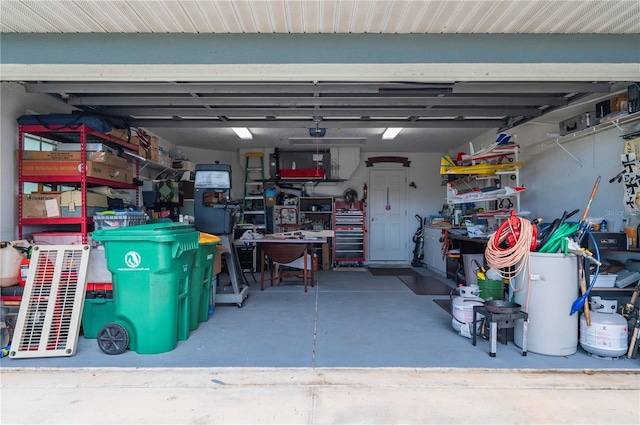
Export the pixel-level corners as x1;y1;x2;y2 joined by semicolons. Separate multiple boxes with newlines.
1;268;639;424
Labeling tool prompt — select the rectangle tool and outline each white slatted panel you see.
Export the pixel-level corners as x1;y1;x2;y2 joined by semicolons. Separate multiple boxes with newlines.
10;245;90;359
0;1;638;34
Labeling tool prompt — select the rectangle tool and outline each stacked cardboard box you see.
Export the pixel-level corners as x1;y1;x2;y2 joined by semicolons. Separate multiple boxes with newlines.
22;160;133;184
22;192;62;218
131;133;160;162
60;190;109;217
21;149;134;184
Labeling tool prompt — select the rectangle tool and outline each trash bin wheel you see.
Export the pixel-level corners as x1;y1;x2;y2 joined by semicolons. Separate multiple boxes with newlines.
97;323;129;355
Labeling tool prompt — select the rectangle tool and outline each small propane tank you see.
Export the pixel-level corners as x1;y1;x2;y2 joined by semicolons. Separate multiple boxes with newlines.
580;297;628;359
451;284;484;338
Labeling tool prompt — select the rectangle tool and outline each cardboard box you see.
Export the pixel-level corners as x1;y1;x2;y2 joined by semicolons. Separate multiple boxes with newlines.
266;196;276;206
173;160;196;172
60;190;108;217
214;245;230;275
129;136;141;146
108;128;129;141
322;243;331;270
148;146;160;162
21;150;129;169
22;160;128;183
155;180;179;203
22;192;62;218
150;136;159;149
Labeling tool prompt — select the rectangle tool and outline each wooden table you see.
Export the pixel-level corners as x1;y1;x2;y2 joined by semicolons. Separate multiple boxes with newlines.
253;237;326;292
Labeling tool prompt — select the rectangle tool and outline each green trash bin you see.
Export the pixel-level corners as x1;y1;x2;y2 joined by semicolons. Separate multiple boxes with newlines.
189;233;220;331
92;222;199;355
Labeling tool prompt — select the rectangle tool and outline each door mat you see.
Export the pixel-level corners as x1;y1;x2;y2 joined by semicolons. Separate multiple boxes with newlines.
433;298;452;314
369;267;420;277
333;267;367;272
398;275;455;296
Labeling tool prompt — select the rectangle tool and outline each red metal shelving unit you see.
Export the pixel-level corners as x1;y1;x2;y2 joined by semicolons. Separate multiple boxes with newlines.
18;124;138;244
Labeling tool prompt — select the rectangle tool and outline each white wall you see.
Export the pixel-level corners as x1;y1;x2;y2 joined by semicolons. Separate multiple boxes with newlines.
462;97;634;232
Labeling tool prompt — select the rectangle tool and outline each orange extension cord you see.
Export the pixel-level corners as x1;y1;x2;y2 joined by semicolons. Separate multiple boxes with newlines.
485;216;533;311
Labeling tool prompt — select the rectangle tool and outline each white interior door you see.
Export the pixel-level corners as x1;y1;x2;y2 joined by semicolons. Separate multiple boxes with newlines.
368;168;409;263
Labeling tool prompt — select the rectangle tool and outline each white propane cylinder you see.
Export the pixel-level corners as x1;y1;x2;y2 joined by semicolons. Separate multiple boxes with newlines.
580;297;628;359
0;240;28;287
451;285;484;338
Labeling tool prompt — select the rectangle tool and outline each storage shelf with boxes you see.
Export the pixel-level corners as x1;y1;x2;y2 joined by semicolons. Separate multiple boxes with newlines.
17;122;141;244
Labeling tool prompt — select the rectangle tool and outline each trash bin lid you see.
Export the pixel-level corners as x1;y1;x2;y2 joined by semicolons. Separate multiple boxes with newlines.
199;233;221;244
92;222;197;243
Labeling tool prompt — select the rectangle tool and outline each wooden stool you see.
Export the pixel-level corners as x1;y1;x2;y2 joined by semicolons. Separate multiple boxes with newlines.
472;305;528;357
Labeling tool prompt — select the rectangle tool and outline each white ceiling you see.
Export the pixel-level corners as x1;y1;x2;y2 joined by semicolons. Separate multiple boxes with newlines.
1;1;639;153
2;1;639;34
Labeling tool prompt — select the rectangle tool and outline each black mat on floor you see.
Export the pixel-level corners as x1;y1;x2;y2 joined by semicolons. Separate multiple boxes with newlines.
368;267;420;277
433;298;452;314
398;275;455;296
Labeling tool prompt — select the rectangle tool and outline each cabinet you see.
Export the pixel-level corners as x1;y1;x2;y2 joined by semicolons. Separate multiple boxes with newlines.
444;143;524;217
333;200;365;266
424;227;447;276
18;124;139;244
299;197;333;230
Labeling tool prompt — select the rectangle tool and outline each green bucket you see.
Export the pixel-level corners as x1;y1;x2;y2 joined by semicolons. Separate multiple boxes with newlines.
478;279;503;301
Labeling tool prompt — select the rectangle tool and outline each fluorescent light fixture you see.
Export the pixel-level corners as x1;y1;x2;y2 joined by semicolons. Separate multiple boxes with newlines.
232;127;253;139
382;127;403;140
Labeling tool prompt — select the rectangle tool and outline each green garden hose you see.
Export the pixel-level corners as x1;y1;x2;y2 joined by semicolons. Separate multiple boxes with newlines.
538;222;580;253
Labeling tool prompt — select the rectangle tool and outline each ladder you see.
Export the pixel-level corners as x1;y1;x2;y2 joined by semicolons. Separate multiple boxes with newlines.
241;152;267;228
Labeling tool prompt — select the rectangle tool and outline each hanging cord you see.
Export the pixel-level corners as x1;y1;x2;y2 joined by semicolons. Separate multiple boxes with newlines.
485;216;533;281
485;216;534;312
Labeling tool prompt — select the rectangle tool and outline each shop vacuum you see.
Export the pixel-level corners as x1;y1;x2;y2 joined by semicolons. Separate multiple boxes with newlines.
411;215;427;267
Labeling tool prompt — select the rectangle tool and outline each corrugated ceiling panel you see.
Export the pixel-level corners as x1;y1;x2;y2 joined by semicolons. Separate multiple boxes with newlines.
301;1;321;34
1;0;639;34
193;1;229;33
507;2;560;34
380;1;409;34
366;1;391;33
285;0;305;34
0;1;62;32
209;0;242;33
487;2;526;34
427;1;456;33
453;2;489;34
252;0;276;33
130;1;178;33
26;1;100;32
178;1;212;33
266;1;289;33
347;0;370;33
564;2;611;34
587;2;640;33
319;0;339;33
396;2;425;34
161;1;198;33
231;0;258;33
73;1;137;33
